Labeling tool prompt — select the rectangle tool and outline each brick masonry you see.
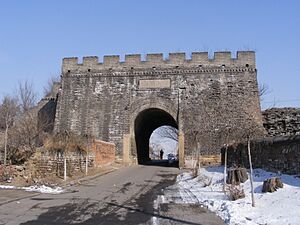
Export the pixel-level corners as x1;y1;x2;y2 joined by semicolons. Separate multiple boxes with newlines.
53;51;263;165
262;108;300;136
92;139;115;166
33;148;93;177
224;108;300;175
33;139;115;176
225;135;300;175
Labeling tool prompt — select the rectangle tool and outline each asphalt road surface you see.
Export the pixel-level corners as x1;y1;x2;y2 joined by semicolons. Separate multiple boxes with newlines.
0;165;225;225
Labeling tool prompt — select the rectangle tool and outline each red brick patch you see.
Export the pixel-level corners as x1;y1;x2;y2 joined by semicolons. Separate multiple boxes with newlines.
92;140;115;166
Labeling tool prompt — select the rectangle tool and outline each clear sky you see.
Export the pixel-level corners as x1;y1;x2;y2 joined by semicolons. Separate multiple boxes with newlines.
0;0;299;109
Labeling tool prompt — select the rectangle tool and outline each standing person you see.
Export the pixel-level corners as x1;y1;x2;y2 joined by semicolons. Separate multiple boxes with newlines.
160;149;164;160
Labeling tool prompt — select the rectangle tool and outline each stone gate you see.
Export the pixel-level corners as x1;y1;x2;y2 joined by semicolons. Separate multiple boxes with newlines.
54;51;263;167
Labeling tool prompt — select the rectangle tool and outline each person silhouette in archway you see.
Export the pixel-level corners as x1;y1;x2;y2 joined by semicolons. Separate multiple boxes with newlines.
160;149;164;160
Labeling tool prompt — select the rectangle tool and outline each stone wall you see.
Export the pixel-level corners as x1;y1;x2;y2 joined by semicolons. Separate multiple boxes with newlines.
54;51;263;164
33;148;93;177
37;98;57;132
36;82;61;133
225;135;300;175
262;108;300;136
33;139;115;176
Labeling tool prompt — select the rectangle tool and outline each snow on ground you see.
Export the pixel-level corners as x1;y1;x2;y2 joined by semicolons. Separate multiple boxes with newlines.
176;167;300;225
0;184;64;194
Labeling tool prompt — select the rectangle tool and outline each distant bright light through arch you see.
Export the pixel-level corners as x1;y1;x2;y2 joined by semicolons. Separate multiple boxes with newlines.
149;125;178;160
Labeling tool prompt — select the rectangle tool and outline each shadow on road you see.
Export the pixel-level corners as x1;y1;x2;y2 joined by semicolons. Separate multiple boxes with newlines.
19;166;199;225
108;202;203;225
19;166;224;225
141;159;179;168
20;200;203;225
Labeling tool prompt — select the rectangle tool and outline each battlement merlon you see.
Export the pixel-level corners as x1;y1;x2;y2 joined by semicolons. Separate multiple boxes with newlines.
62;51;256;74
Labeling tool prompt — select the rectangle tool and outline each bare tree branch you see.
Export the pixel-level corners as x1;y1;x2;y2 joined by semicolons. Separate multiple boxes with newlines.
259;83;271;101
18;80;37;113
0;95;19;166
156;126;178;142
43;75;60;97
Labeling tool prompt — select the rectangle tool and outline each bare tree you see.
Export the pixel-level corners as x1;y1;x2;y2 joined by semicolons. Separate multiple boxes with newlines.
0;79;58;165
247;134;255;206
156;126;178;142
8;112;39;163
43;75;60;97
3;80;39;164
0;95;19;166
259;83;270;101
229;112;263;206
218;127;232;193
189;130;201;177
187;99;219;176
18;80;37;113
245;119;264;207
1;80;53;164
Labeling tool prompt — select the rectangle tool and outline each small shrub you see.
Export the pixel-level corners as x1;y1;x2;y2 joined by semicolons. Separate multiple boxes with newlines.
197;174;212;187
226;184;245;201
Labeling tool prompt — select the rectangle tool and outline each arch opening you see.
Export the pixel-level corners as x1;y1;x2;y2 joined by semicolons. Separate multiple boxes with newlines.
134;108;178;166
149;125;179;165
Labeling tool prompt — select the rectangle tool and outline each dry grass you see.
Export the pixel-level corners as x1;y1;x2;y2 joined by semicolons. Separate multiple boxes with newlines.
226;184;245;201
44;132;93;153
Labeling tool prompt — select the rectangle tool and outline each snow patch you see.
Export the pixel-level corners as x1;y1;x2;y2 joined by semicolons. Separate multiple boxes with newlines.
152;195;164;225
175;167;300;225
0;185;64;194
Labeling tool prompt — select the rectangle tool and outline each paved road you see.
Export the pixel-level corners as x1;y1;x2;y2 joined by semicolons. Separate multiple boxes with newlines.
0;165;225;225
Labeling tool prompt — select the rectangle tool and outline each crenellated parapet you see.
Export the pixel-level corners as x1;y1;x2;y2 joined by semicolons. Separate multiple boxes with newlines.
56;49;263;164
62;51;255;74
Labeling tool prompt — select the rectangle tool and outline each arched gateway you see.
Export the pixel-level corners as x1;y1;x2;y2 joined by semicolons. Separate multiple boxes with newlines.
134;108;178;164
54;51;263;167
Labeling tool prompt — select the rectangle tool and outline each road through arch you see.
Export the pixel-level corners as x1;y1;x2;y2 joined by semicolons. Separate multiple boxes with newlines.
134;108;178;164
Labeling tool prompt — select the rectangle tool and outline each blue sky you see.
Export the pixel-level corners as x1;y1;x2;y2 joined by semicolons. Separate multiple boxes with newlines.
0;0;299;109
